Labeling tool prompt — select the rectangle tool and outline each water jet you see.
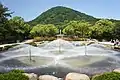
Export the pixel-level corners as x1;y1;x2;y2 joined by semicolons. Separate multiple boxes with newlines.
0;39;120;78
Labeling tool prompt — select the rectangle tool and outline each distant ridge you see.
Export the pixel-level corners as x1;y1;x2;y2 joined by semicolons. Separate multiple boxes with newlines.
28;6;98;26
28;6;120;27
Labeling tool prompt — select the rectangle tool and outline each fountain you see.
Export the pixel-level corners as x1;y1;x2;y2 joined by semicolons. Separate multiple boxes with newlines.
0;38;120;77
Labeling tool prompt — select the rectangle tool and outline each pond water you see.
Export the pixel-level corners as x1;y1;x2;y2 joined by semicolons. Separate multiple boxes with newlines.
0;39;120;78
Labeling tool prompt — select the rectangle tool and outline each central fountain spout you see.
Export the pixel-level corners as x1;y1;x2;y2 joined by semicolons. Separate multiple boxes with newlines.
58;40;61;53
29;47;35;62
58;29;63;53
85;43;87;55
60;29;62;36
29;47;32;62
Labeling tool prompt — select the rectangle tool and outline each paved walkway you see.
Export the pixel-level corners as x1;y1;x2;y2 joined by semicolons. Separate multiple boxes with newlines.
98;42;114;46
0;39;33;48
0;40;116;48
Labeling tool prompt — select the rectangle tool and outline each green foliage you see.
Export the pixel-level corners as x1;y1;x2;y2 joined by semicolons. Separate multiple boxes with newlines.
113;22;120;39
0;47;3;51
0;5;31;43
27;42;37;47
1;44;18;51
33;37;56;41
0;3;12;42
30;24;58;37
43;37;56;41
28;6;97;28
63;21;91;37
0;70;28;80
92;72;120;80
33;37;41;42
90;19;115;40
2;45;13;51
1;3;120;43
9;16;31;41
11;69;25;73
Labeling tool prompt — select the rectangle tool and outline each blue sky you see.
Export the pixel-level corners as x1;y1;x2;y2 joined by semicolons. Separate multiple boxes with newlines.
1;0;120;21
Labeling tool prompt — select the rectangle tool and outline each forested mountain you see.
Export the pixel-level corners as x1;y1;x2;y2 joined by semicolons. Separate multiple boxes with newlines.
28;6;120;40
28;6;98;27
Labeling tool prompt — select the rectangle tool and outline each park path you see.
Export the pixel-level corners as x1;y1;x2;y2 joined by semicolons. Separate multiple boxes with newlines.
0;39;115;48
98;42;114;46
0;39;33;48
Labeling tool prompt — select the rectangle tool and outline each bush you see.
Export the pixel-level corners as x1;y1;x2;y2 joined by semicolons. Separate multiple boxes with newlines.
44;37;56;41
63;37;88;41
27;42;37;47
0;47;2;51
78;38;87;41
33;36;56;41
11;69;25;73
0;70;29;80
2;44;18;51
92;72;120;80
33;37;41;42
3;45;13;51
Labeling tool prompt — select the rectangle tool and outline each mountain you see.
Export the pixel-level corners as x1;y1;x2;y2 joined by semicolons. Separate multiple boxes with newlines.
28;6;98;27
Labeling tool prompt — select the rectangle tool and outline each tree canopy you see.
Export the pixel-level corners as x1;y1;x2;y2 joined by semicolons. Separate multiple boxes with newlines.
63;21;91;37
30;24;58;37
9;16;31;40
90;19;115;40
0;3;120;43
0;3;12;43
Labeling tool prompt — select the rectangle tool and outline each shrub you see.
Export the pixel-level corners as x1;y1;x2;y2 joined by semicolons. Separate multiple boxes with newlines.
11;69;25;73
92;72;120;80
2;44;18;51
33;37;41;42
33;36;56;41
78;38;87;41
44;37;56;41
0;47;3;51
0;70;29;80
27;42;37;47
64;37;87;41
3;45;12;51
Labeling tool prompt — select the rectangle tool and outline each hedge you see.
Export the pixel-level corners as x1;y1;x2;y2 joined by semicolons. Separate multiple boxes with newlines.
0;70;29;80
92;72;120;80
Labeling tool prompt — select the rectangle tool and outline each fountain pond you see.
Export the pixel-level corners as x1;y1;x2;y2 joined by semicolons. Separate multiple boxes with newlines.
0;39;120;78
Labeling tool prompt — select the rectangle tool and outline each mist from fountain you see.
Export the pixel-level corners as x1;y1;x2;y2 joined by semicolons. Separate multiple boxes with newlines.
0;39;120;76
43;39;74;49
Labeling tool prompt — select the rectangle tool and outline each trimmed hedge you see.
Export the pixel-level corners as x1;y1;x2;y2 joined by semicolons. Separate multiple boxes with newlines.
92;72;120;80
0;70;29;80
33;37;56;41
0;44;18;52
33;37;41;42
27;42;37;47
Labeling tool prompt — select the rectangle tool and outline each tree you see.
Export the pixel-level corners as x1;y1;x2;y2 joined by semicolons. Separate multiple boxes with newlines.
90;19;115;40
113;22;120;39
30;24;58;37
63;21;91;38
0;3;12;42
9;16;31;41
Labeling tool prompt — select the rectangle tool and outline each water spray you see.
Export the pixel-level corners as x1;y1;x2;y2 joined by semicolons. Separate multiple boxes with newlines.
29;47;32;62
